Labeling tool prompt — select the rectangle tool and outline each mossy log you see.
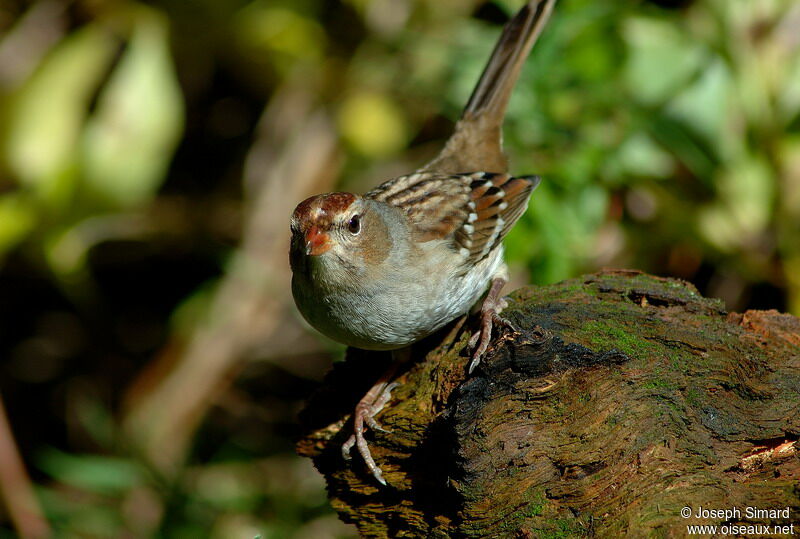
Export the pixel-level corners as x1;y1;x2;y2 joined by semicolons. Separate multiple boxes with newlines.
297;270;800;537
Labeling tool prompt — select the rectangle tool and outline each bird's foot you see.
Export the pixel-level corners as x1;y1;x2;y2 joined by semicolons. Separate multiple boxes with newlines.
468;277;516;373
341;381;399;486
342;356;406;486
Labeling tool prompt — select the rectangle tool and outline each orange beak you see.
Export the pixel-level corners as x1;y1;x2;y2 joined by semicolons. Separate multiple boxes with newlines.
305;225;331;256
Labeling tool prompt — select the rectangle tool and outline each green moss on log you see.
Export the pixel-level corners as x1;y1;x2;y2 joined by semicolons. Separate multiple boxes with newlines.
298;270;800;537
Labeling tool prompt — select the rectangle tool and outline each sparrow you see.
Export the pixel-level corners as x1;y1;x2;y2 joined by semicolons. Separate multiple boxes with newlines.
290;0;556;485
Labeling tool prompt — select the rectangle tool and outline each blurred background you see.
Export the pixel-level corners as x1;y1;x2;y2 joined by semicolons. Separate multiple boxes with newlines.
0;0;798;536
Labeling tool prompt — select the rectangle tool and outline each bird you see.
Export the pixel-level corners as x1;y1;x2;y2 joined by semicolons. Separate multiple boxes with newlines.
289;0;556;485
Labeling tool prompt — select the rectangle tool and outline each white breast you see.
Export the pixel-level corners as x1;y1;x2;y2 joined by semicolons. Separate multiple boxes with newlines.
292;243;505;350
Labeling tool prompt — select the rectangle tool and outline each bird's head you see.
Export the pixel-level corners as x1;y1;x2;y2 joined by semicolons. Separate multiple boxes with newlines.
290;192;391;279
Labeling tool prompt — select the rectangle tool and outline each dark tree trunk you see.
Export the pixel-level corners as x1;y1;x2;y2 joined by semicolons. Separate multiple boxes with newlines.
297;270;800;537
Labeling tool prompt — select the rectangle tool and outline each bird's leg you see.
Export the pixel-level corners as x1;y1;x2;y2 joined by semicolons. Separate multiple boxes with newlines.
468;276;514;373
341;347;410;486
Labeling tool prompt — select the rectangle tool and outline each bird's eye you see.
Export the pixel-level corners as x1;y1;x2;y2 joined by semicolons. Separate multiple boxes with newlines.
347;214;361;235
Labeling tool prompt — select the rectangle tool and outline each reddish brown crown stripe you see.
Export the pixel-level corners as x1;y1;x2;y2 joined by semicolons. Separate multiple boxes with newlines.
291;192;357;231
320;192;357;214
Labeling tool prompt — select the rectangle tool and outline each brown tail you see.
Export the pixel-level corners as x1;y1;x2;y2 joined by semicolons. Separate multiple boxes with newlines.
420;0;556;175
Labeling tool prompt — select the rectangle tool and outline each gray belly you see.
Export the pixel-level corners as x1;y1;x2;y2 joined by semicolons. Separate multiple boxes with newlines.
292;272;484;350
291;246;504;351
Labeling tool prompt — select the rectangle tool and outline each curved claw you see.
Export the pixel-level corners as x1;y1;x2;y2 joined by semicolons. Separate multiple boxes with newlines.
342;435;355;461
364;413;390;433
468;277;512;373
341;372;401;486
367;418;391;434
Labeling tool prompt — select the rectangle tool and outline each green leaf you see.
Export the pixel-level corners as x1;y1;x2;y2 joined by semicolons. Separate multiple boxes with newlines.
44;213;147;278
698;155;775;251
337;91;409;157
623;16;704;106
667;59;734;160
36;448;145;495
81;10;184;209
605;133;675;180
4;26;117;209
233;3;326;75
779;49;800;123
0;193;37;256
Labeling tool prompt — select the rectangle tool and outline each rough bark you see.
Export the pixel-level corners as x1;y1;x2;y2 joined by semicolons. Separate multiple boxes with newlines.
297;270;800;537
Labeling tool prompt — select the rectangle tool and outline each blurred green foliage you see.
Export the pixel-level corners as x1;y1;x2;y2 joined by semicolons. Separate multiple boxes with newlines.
0;0;798;536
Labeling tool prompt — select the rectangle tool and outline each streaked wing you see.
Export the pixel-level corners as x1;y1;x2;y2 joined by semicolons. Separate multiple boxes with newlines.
366;172;539;269
366;173;473;243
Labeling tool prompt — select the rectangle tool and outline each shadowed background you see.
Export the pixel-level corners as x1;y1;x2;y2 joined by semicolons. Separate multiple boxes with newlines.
0;0;797;536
